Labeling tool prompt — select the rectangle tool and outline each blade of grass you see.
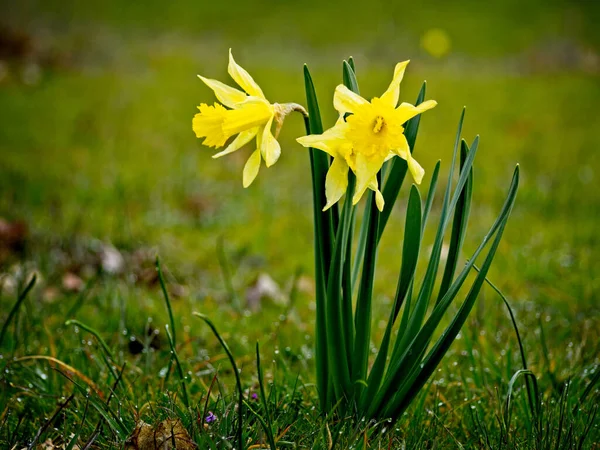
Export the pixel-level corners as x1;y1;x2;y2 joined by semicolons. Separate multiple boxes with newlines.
194;313;244;449
256;343;276;447
474;266;538;418
64;319;118;381
165;324;189;409
28;393;75;450
0;274;36;347
156;256;177;343
216;238;240;311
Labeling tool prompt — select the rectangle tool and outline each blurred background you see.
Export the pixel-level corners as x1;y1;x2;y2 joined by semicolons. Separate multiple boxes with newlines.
1;0;599;335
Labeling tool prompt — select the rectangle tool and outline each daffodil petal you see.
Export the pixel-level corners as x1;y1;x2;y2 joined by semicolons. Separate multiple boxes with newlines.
407;153;425;185
260;117;281;167
228;49;265;99
197;75;247;109
296;120;349;158
375;188;385;211
212;127;258;158
380;60;410;107
352;152;387;205
243;148;261;187
323;157;349;211
395;100;438;124
391;134;411;160
367;178;385;212
333;85;368;115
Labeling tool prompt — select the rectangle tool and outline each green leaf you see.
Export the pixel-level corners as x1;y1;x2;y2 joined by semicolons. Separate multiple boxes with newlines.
342;60;360;94
371;165;519;418
359;185;422;410
437;139;474;302
304;64;334;410
340;60;360;367
194;313;244;449
393;111;470;358
389;161;439;364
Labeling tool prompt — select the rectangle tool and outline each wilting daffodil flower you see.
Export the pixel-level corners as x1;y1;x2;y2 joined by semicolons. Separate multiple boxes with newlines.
193;50;306;187
297;60;437;211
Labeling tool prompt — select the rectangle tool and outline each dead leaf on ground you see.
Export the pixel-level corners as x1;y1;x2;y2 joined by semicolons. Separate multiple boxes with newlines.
125;420;197;450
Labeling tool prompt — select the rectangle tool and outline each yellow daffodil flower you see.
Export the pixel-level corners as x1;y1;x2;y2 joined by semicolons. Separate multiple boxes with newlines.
193;50;305;187
297;60;437;211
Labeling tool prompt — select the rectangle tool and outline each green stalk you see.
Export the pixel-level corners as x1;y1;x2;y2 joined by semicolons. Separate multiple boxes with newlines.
303;65;333;410
359;185;422;412
325;171;356;400
352;172;380;402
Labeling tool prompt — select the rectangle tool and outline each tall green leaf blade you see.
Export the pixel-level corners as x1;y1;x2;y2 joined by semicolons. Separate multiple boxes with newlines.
369;165;519;418
384;167;519;420
340;61;360;368
359;185;422;410
389;161;439;364
394;113;470;358
342;60;360;94
326;173;357;400
437;139;474;302
304;64;333;409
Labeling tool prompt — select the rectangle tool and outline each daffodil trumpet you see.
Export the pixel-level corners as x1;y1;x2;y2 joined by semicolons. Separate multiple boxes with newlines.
193;50;307;187
297;60;437;211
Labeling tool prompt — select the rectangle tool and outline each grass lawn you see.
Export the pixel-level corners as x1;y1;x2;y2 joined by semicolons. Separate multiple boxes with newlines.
1;0;599;447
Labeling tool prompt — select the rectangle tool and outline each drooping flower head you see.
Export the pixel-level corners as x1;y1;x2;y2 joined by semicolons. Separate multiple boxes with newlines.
297;60;437;211
193;50;305;187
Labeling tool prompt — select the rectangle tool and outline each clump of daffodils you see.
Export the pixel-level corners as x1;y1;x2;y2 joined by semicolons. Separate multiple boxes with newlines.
193;51;519;428
193;50;306;187
297;61;436;211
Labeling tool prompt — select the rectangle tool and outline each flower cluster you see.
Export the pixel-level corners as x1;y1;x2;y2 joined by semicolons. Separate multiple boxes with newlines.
193;52;436;210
